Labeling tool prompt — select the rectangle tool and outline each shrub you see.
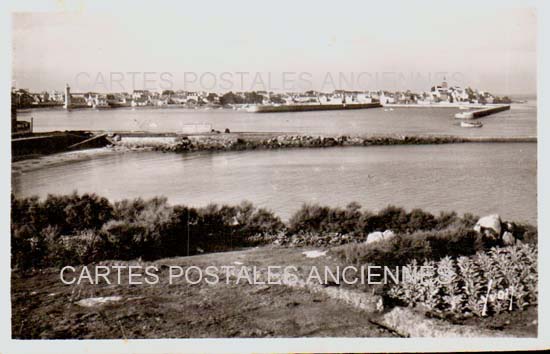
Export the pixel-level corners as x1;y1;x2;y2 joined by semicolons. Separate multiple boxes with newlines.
11;193;113;235
288;203;330;234
63;193;113;232
512;223;538;245
407;208;437;232
331;226;494;268
56;230;108;266
245;208;285;235
434;211;461;230
374;205;409;232
101;219;149;260
112;198;148;222
11;224;39;269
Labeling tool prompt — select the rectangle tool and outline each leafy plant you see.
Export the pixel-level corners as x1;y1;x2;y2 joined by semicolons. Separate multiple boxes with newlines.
388;244;538;318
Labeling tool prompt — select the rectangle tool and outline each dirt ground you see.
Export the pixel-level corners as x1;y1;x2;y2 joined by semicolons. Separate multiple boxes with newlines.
11;246;394;339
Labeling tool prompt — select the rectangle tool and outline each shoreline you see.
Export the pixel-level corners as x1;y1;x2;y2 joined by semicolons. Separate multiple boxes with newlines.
11;146;141;175
15;101;530;112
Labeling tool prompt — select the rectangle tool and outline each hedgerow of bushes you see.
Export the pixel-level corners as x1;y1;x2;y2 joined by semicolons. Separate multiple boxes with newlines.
11;193;284;269
11;195;537;271
287;203;479;236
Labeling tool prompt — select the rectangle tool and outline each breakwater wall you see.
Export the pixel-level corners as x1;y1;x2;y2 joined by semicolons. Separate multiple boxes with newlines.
455;105;510;119
112;133;536;153
12;131;110;159
13;130;535;160
248;102;381;113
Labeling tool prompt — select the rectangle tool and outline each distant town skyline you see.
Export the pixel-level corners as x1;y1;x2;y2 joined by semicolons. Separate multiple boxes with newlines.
12;2;537;94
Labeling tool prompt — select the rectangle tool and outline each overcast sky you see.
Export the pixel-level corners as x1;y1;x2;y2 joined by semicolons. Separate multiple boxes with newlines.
12;2;537;94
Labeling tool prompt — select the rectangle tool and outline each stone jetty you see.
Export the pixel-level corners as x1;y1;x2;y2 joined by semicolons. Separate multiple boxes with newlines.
248;102;382;113
110;132;535;154
454;104;510;119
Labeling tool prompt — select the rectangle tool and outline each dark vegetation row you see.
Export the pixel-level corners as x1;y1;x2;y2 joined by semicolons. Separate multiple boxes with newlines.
11;193;537;271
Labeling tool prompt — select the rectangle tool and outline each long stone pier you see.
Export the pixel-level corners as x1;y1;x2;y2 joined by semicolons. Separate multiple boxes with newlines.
248;102;382;113
454;104;511;119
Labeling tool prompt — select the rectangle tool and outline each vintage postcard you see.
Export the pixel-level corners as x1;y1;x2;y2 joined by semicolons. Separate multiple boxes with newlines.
2;0;549;353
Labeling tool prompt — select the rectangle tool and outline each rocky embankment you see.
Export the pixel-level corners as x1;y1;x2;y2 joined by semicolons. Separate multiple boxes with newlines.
111;133;534;153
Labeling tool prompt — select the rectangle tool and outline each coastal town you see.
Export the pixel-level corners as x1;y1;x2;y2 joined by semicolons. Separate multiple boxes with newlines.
12;78;513;110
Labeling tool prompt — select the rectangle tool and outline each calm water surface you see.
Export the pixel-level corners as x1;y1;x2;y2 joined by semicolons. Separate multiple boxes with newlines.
18;101;537;137
12;143;537;224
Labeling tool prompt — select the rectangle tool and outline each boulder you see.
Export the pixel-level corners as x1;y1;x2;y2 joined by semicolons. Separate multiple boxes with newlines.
503;222;516;234
76;296;123;308
474;214;502;236
502;231;516;246
324;137;337;146
383;230;396;241
366;231;384;244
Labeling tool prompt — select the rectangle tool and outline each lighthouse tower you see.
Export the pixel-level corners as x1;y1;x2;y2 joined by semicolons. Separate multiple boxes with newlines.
441;76;448;90
64;84;71;109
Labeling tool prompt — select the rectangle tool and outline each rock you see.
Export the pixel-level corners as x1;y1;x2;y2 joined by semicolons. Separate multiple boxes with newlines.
376;297;384;312
302;250;327;258
474;214;502;236
503;222;516;233
76;296;122;307
367;230;394;244
383;230;396;241
502;231;516;246
366;231;384;244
